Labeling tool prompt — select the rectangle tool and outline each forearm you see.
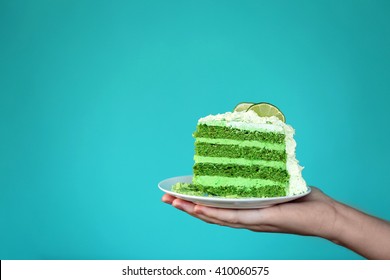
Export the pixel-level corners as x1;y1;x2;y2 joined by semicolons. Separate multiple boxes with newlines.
330;201;390;259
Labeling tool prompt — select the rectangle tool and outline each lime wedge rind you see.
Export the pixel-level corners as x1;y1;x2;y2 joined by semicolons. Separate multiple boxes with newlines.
242;102;286;123
233;102;255;112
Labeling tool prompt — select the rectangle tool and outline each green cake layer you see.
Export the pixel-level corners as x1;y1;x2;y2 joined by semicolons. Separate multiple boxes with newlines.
194;124;285;143
193;175;285;187
173;182;286;198
193;163;288;183
195;142;286;161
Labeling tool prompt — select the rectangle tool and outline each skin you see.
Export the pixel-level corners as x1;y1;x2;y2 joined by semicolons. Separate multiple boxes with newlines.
162;187;390;259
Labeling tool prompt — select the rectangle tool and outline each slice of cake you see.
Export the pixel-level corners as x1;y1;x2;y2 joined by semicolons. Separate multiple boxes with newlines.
173;103;307;198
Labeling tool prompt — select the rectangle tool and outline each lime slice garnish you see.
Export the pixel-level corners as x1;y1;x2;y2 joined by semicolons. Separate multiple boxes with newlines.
247;102;286;122
233;102;255;112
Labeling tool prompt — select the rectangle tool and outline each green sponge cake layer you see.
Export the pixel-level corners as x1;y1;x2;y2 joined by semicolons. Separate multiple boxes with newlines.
193;175;286;187
195;142;286;161
193;163;289;183
173;181;286;198
194;124;285;144
192;175;287;197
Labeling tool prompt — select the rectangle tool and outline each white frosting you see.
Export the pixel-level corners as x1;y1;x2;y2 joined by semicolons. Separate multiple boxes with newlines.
199;111;284;132
198;111;308;195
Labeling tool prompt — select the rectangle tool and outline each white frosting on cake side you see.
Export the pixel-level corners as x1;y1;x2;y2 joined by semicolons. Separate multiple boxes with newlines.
198;111;308;195
284;123;308;195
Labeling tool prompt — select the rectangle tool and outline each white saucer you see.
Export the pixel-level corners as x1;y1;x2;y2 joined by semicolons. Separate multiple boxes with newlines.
158;175;311;209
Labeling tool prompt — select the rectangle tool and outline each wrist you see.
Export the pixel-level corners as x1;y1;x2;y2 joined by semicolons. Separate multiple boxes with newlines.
324;201;390;259
325;201;351;245
315;199;345;243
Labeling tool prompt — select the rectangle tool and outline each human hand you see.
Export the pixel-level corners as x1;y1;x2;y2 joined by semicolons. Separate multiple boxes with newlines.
162;187;390;259
162;187;339;240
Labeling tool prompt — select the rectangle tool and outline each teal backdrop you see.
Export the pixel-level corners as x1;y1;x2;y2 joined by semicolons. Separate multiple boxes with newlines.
1;0;389;259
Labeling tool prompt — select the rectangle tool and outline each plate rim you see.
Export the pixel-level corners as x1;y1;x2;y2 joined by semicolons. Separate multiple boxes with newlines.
158;175;311;203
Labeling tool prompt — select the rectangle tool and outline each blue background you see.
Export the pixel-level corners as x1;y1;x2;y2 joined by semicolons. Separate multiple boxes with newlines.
1;0;389;259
